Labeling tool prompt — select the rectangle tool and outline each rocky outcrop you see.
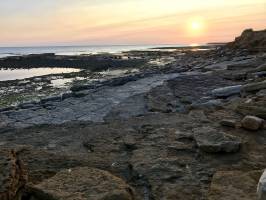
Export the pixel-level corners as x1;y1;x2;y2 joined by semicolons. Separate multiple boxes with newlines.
241;115;264;131
0;53;146;71
193;127;241;153
227;29;266;52
208;170;262;200
28;167;135;200
0;150;27;200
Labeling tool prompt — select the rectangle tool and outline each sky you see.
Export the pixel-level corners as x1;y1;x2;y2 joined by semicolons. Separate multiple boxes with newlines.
0;0;265;46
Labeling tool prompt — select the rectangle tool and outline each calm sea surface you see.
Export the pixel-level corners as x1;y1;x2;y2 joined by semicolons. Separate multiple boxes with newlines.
0;44;182;81
0;44;183;58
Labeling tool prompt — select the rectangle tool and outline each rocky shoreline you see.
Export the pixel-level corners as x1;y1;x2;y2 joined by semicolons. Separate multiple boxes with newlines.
1;29;266;200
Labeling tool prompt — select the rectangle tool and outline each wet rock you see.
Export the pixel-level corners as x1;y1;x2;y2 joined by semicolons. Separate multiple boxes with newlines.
241;115;264;131
242;81;266;93
18;102;37;109
61;92;74;100
193;127;241;153
73;90;91;98
208;170;262;200
258;170;266;200
220;119;237;128
0;106;16;113
211;85;242;98
40;96;61;104
29;167;135;200
0;149;27;200
70;84;97;92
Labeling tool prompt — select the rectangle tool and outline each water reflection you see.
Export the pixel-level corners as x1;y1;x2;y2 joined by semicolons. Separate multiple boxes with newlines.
51;77;86;88
99;69;139;76
0;68;80;81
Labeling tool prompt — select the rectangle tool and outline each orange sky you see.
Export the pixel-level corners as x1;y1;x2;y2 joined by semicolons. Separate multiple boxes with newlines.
0;0;265;46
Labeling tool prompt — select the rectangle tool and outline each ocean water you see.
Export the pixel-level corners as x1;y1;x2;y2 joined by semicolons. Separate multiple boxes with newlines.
0;44;182;58
0;44;183;81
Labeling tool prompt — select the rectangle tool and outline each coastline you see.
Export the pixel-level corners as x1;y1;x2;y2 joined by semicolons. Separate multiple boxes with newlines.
1;29;266;199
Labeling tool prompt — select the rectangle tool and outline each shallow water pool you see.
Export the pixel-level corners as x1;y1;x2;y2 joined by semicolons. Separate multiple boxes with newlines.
0;68;80;81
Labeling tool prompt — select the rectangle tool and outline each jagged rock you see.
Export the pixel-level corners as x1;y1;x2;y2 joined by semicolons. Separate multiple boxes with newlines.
193;127;241;153
258;170;266;200
220;119;236;128
0;149;27;200
211;85;242;98
28;167;135;200
241;115;264;131
208;170;262;200
242;81;266;93
227;29;266;52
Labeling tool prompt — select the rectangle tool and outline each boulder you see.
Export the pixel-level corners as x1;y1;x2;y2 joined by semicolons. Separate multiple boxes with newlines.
211;85;242;98
28;167;135;200
193;127;241;153
241;115;264;131
242;81;266;93
208;170;262;200
0;149;27;200
258;170;266;200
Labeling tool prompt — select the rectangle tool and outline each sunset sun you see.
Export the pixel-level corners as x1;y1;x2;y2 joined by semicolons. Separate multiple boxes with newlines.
186;17;206;37
191;21;203;31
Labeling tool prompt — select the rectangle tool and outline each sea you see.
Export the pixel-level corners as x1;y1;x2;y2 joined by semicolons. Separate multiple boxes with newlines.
0;44;185;81
0;44;183;58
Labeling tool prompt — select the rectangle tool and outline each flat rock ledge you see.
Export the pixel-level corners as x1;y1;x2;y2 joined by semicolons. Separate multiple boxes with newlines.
208;170;262;200
28;167;135;200
193;127;241;153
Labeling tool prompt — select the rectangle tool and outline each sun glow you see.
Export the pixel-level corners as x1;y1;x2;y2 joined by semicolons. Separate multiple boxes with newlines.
186;17;206;37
